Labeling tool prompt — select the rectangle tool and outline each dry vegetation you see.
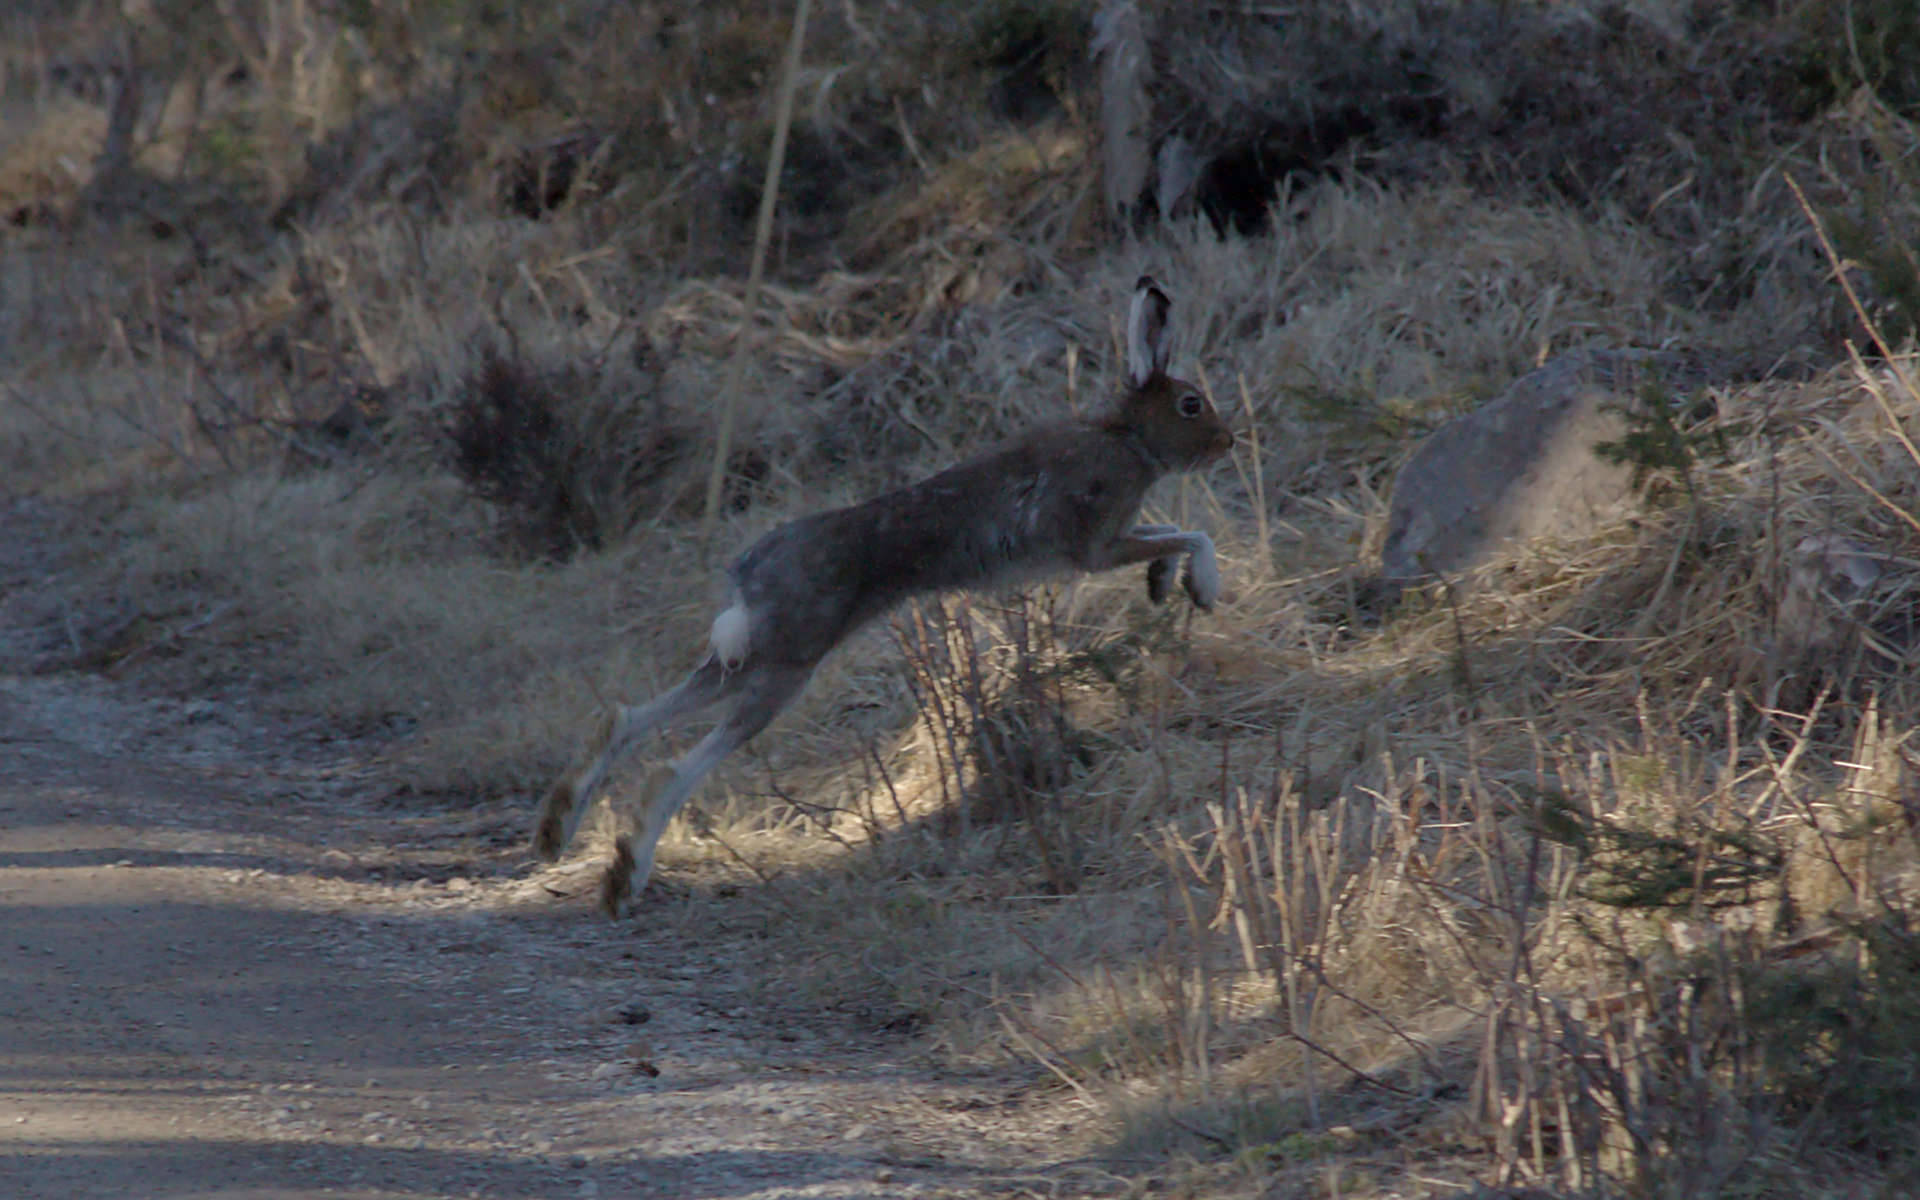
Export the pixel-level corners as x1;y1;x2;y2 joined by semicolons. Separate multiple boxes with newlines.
7;0;1920;1195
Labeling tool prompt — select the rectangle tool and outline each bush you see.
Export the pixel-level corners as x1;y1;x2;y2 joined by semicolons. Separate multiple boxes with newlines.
443;343;690;558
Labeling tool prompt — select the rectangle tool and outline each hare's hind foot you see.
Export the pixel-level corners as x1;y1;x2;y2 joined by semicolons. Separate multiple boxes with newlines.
599;835;637;918
599;763;676;916
530;778;574;861
531;708;623;862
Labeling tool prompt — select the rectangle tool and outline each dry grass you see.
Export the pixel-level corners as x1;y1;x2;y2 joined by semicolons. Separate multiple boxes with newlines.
9;2;1920;1195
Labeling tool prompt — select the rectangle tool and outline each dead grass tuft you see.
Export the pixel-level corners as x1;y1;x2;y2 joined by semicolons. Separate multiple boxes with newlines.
442;340;691;559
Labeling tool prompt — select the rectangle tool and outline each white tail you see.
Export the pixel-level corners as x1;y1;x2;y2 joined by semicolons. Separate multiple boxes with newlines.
709;600;750;670
532;277;1234;915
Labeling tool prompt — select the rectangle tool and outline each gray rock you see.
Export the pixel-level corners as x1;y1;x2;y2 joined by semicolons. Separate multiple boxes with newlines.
1774;532;1885;671
1379;351;1710;589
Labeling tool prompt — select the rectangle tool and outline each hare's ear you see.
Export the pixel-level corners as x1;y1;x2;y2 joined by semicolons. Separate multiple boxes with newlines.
1127;275;1173;388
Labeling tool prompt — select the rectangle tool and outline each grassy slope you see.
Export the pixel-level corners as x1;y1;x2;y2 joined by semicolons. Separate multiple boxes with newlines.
7;2;1920;1195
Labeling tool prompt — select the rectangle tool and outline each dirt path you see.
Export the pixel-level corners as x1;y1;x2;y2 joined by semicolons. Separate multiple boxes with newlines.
0;503;1113;1200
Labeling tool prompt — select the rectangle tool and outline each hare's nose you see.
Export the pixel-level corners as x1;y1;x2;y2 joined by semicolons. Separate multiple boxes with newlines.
1217;428;1237;452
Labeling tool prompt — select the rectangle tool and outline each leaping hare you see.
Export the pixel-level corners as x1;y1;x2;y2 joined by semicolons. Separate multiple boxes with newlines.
533;276;1234;915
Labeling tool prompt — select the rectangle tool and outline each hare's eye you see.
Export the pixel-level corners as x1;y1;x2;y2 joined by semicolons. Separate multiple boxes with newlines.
1178;393;1206;418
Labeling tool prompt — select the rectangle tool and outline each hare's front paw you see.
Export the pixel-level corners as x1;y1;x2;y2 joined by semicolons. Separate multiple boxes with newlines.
1146;555;1180;604
1184;537;1221;610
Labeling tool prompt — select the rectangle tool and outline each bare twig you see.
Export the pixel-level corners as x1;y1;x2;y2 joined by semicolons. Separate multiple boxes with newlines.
700;0;814;552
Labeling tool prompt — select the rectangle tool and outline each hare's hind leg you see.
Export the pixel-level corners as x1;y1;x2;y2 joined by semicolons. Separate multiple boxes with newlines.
532;656;733;862
600;661;815;916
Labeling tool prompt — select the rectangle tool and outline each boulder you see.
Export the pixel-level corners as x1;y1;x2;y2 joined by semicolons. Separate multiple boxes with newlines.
1773;532;1885;675
1378;351;1706;589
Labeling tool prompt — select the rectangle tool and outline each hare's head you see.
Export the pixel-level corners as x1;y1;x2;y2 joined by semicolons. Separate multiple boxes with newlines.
1107;276;1235;469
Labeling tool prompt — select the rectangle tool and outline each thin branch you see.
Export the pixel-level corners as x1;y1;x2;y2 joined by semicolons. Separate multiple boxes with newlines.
700;0;814;553
1786;171;1920;423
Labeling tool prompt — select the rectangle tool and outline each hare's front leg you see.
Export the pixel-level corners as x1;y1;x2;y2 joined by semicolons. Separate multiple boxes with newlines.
1180;533;1220;609
1097;528;1220;610
1130;524;1184;604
